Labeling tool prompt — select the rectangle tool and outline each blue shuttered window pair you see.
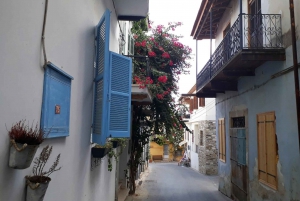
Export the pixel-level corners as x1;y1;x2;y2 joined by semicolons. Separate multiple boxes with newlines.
92;9;132;145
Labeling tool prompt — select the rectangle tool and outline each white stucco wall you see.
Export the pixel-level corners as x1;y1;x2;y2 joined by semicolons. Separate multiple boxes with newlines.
0;0;123;200
190;98;216;121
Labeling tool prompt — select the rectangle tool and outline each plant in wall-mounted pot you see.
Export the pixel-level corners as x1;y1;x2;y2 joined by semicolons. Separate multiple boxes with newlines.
8;120;48;169
25;145;61;201
91;142;112;159
107;138;127;171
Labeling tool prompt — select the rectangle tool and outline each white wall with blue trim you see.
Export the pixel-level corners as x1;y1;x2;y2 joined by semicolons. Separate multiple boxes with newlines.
0;0;124;200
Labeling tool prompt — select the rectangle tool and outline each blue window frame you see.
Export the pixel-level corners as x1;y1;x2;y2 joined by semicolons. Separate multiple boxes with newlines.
41;62;73;138
92;10;132;145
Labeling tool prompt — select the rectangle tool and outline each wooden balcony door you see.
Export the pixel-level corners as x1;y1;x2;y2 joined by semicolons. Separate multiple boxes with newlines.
248;0;263;47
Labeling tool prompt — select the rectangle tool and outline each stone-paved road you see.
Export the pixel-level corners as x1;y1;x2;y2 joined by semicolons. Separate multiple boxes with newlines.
125;162;232;201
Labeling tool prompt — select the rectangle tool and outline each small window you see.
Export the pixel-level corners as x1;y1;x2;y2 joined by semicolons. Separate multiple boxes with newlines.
218;118;226;162
200;131;204;146
196;145;199;153
257;112;278;190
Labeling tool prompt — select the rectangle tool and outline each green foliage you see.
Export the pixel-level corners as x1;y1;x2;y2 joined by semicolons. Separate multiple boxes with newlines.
128;20;193;194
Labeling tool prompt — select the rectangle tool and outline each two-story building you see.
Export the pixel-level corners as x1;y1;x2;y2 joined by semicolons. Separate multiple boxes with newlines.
180;84;218;175
191;0;300;200
0;0;150;201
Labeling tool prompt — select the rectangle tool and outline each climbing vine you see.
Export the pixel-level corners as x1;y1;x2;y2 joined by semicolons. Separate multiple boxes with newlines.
128;20;192;194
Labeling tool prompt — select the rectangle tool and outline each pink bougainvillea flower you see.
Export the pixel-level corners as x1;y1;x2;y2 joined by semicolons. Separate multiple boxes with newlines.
156;94;163;100
141;40;146;47
162;52;170;59
148;51;156;57
135;42;141;47
133;35;138;39
158;46;164;52
169;60;174;66
158;75;168;83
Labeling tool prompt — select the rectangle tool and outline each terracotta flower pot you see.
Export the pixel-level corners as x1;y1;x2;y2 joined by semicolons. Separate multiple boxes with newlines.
9;140;39;169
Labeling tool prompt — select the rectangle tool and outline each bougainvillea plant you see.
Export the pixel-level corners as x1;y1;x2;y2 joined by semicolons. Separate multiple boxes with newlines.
128;20;192;194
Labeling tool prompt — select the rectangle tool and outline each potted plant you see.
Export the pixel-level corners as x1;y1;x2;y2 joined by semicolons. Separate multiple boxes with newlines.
25;145;61;201
8;120;48;169
107;138;127;171
91;142;112;159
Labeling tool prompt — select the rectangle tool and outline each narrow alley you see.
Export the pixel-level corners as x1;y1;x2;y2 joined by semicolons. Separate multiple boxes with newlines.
125;162;232;201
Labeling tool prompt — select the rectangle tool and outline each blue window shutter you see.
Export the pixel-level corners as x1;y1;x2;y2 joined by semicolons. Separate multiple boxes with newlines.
41;62;73;138
92;9;111;145
108;51;132;138
237;129;246;165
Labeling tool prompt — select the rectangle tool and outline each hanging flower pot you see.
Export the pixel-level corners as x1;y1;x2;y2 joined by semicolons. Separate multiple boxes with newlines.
111;141;119;148
7;120;48;169
25;176;51;201
91;147;108;158
9;140;39;169
25;145;61;201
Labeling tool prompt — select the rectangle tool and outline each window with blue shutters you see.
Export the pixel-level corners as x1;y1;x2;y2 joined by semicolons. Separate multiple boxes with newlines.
41;62;73;138
92;10;132;145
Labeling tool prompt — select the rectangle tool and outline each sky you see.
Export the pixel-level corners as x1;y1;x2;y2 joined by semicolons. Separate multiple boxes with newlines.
149;0;212;95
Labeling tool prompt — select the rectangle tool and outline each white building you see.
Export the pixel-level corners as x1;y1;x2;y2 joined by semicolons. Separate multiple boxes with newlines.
181;84;218;175
0;0;149;201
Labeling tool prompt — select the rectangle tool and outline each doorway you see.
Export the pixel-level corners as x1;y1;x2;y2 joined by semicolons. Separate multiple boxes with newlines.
248;0;263;47
163;144;169;159
230;110;248;201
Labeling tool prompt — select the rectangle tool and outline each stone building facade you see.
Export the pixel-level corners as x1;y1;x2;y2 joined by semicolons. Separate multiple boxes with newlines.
198;120;218;175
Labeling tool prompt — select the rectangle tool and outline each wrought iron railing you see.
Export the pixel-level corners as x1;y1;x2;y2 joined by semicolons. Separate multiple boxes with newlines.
196;14;283;91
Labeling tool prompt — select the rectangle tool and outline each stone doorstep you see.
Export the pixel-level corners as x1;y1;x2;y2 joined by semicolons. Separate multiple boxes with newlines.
117;187;130;201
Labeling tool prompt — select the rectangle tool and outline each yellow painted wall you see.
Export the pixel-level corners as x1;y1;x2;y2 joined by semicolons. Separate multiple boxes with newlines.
149;141;176;161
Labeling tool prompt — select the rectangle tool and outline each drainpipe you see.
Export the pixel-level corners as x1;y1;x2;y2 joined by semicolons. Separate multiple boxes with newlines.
210;8;212;79
239;0;243;49
289;0;300;151
196;40;198;84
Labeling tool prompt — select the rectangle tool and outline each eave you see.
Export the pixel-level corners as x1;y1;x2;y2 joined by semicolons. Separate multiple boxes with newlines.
191;0;231;40
114;0;149;21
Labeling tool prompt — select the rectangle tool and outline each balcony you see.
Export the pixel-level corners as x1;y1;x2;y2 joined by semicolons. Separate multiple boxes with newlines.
196;14;285;97
114;0;149;21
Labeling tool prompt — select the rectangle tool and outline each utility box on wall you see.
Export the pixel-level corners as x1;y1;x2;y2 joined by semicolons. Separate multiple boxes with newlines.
41;62;73;138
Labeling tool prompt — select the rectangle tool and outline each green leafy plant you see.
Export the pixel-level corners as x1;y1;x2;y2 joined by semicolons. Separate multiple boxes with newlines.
107;139;127;171
127;20;192;194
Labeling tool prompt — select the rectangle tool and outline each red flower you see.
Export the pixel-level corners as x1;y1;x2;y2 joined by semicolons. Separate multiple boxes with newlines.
141;40;146;47
148;51;156;57
156;94;163;100
159;46;164;52
162;52;170;59
169;60;174;66
135;42;141;47
158;75;168;83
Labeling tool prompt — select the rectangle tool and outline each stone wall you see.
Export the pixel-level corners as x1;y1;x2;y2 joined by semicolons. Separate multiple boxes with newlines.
198;120;218;175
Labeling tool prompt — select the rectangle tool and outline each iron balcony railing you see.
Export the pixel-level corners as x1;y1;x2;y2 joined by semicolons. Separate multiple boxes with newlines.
197;14;283;91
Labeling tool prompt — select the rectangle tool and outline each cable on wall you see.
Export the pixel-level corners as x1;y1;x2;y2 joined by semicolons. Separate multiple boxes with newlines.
216;63;300;105
41;0;49;68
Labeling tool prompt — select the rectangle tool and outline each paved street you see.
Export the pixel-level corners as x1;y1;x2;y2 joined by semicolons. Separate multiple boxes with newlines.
125;162;232;201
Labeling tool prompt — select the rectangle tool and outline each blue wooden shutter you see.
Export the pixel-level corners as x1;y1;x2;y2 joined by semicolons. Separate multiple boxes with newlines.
92;10;110;145
237;129;246;165
108;51;132;138
41;63;73;138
